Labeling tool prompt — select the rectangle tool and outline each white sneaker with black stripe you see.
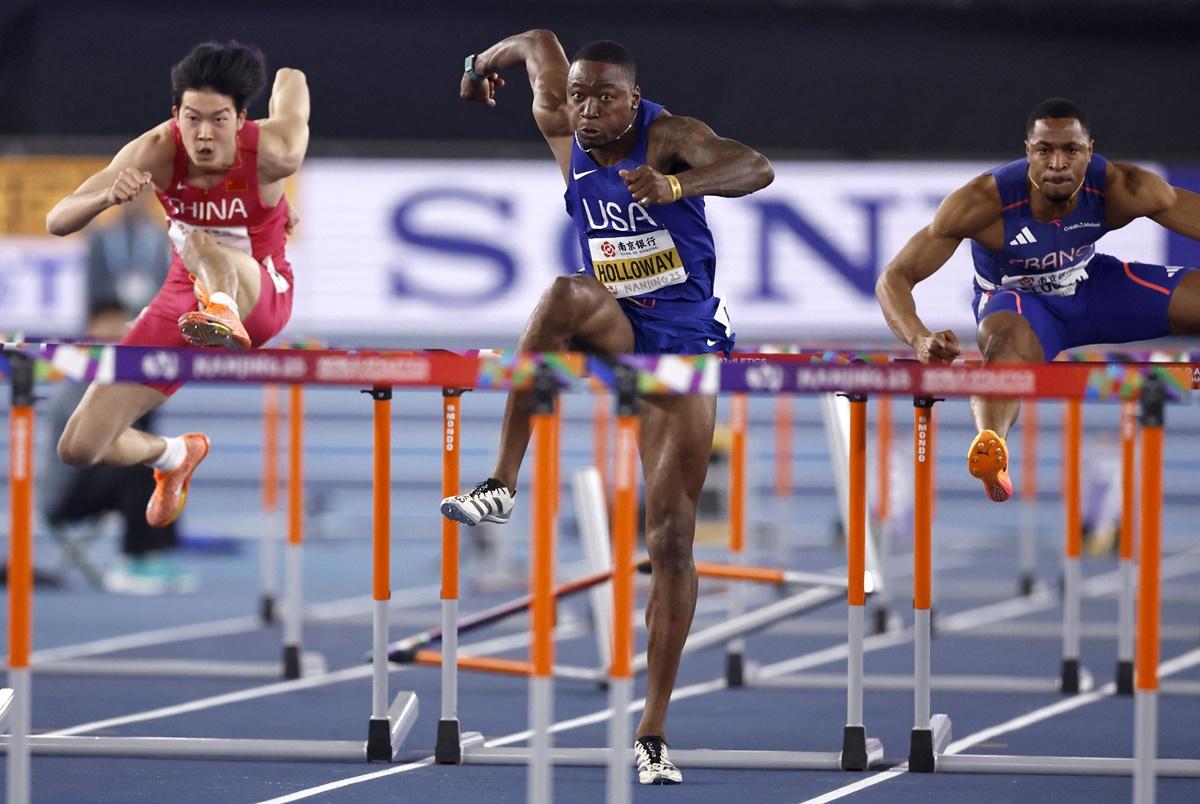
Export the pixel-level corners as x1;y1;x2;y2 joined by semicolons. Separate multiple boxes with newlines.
440;478;515;526
634;736;682;784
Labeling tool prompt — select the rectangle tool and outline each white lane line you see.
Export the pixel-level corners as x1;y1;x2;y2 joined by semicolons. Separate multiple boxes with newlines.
798;646;1200;804
255;677;728;803
258;757;438;804
48;623;584;737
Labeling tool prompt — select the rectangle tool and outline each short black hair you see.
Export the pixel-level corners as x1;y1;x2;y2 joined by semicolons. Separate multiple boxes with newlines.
1026;98;1090;138
171;41;267;113
572;40;636;83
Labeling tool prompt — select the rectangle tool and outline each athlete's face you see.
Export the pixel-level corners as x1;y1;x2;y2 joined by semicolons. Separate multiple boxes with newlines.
173;90;247;170
1025;118;1093;203
567;60;640;150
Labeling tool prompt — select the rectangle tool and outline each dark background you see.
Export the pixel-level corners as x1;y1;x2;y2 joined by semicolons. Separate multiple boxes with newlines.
2;0;1199;159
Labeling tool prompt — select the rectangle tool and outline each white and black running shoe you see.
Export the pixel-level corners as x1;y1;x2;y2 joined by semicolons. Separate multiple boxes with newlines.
440;478;515;526
634;736;682;784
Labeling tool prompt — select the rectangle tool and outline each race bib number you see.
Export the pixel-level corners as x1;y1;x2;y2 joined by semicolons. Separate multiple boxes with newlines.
167;219;253;256
1001;263;1089;297
589;230;687;298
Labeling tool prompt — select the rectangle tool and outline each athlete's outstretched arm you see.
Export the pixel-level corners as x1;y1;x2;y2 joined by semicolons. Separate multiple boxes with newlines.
875;175;999;363
45;128;171;237
461;29;571;166
258;68;310;182
624;116;772;205
1106;162;1200;240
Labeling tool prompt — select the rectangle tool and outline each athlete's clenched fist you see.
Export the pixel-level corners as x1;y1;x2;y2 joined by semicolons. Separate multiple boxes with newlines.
106;168;153;206
619;165;676;206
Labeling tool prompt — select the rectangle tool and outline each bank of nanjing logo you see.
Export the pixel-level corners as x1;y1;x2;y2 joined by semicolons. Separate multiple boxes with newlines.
1008;226;1038;246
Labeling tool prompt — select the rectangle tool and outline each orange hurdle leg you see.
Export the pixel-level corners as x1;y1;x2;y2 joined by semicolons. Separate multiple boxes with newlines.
528;367;558;804
727;393;749;686
283;384;305;679
437;388;465;762
1017;400;1038;596
1134;377;1165;804
1061;399;1083;694
260;385;281;623
7;354;34;804
1116;399;1138;695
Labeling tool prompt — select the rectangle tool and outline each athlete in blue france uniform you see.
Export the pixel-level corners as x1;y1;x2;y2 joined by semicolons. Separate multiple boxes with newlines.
877;98;1200;502
439;30;773;784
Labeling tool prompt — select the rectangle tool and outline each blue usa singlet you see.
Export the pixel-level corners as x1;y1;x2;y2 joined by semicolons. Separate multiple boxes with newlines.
563;99;734;354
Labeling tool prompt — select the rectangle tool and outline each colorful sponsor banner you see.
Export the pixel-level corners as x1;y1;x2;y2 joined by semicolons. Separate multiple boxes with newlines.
5;342;1194;401
0;157;1175;343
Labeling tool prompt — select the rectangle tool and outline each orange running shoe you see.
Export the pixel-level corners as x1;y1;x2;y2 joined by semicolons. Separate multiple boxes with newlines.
178;302;250;349
146;433;211;527
967;429;1013;502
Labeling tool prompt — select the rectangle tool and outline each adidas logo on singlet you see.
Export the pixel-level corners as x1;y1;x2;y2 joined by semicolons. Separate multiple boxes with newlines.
1008;226;1038;246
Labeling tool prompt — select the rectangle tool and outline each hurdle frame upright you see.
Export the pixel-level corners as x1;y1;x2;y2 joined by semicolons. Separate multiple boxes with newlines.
7;351;34;804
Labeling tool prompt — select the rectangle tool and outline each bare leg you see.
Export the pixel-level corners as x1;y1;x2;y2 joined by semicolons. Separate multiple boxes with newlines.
491;275;634;489
181;232;262;316
58;382;169;467
970;311;1044;439
1168;271;1200;333
635;393;717;741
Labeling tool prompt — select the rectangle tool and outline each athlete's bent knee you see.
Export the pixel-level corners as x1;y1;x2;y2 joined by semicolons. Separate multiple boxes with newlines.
56;429;102;468
645;511;695;578
544;275;605;324
979;316;1041;363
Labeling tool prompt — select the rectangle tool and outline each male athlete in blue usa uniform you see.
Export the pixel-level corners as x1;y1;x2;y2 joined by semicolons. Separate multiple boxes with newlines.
440;31;773;784
565;98;735;354
878;98;1200;502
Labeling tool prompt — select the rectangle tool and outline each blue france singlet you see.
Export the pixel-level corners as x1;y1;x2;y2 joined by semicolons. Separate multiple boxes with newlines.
971;154;1109;296
563;100;718;304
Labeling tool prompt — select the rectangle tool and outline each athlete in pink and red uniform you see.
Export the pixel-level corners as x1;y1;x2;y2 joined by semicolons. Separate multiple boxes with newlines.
47;41;309;528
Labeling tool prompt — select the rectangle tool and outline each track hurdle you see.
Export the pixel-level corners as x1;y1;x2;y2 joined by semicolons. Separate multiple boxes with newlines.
260;384;282;624
902;374;1200;794
0;343;426;764
32;381;324;682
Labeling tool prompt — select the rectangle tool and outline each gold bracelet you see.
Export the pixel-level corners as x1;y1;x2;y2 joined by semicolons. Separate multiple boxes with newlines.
666;174;683;203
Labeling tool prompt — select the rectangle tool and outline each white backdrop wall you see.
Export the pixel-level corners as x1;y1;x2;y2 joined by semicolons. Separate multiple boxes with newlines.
2;159;1168;346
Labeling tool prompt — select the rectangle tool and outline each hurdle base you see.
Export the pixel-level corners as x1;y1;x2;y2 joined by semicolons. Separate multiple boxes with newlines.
726;653;745;688
838;726;883;771
366;691;419;762
1018;573;1037;597
908;713;951;773
283;645;302;680
33;653;327;680
1060;658;1080;694
436;718;477;764
464;745;849;770
260;595;276;625
871;606;892;635
1116;660;1134;696
752;671;1089;694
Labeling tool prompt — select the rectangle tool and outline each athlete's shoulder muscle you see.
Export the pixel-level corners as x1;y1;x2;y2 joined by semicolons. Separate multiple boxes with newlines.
930;174;1002;241
90;122;175;191
1106;160;1174;226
